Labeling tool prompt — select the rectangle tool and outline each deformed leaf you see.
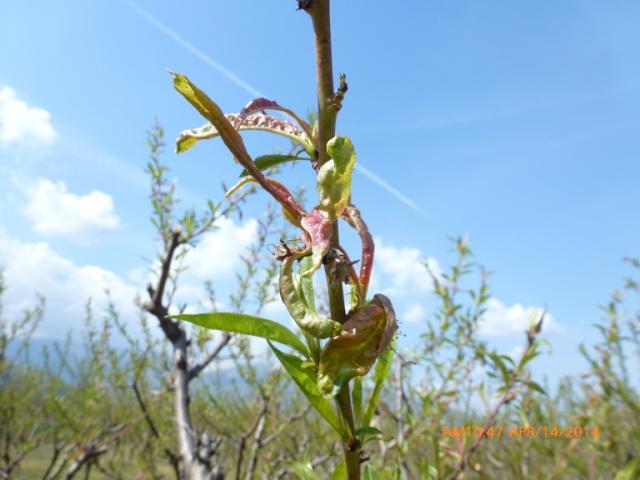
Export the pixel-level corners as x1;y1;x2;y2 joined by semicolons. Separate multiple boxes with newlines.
300;208;333;276
176;122;217;153
177;114;313;155
235;97;312;138
318;294;398;398
172;72;252;166
172;73;310;223
269;343;346;436
317;136;356;219
172;312;308;358
279;255;341;339
224;176;307;226
298;255;316;311
342;204;374;299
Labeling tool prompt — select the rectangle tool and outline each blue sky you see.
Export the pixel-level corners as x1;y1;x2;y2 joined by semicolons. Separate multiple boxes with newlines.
1;1;639;386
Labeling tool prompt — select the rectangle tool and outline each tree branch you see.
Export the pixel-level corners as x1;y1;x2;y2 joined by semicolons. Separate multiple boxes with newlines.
188;332;233;382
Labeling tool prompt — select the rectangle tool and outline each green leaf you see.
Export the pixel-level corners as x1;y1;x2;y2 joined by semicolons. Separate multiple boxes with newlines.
527;380;546;395
331;462;347;480
363;464;381;480
354;426;383;441
488;351;511;386
289;462;321;480
392;464;403;480
352;377;363;427
269;343;346;436
363;344;394;427
614;458;640;480
173;312;308;358
355;426;383;436
240;154;311;177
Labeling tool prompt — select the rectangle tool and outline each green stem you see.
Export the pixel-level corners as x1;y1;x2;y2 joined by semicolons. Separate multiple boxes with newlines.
336;385;361;479
305;1;360;478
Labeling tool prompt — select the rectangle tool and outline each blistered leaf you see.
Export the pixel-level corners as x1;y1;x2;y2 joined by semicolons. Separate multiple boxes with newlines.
318;294;398;397
239;154;311;177
172;312;308;358
317;136;356;219
235;97;312;138
269;343;346;436
279;255;341;339
177;114;313;154
300;208;333;276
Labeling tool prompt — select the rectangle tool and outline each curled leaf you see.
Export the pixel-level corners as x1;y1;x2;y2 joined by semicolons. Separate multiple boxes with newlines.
342;204;374;299
177;114;313;155
172;72;251;165
317;136;356;219
224;176;306;226
300;207;333;276
279;255;341;339
172;72;306;219
317;294;398;398
235;97;312;139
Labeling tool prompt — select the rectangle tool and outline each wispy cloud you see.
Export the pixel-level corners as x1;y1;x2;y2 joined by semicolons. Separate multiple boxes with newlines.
124;1;423;215
122;0;265;98
355;164;425;215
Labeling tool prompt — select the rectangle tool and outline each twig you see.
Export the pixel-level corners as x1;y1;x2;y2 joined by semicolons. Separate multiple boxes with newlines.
188;333;233;382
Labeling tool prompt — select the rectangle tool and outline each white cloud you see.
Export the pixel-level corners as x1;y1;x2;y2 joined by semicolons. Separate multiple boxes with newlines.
0;229;138;338
23;178;121;239
372;237;441;297
404;303;426;324
139;217;261;313
0;87;57;149
507;345;525;362
369;237;564;339
479;298;564;337
183;217;259;283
